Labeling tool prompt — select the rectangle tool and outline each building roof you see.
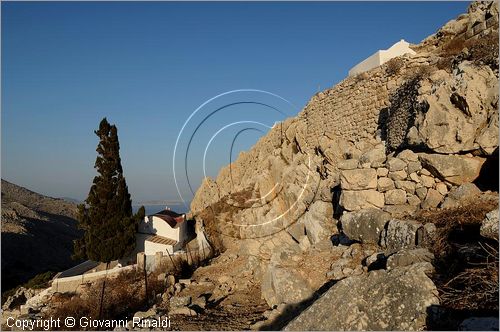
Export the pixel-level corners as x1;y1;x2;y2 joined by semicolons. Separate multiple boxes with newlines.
146;234;177;246
150;209;185;228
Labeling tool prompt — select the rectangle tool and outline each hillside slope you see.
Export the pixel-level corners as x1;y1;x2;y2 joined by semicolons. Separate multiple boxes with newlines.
1;179;81;291
184;2;498;330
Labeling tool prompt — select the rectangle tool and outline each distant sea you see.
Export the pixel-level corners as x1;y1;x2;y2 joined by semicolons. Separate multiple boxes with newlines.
133;203;189;215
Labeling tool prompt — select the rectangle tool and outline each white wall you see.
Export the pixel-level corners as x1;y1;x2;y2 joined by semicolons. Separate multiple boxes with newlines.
144;241;174;256
379;40;416;63
349;51;383;77
348;40;416;77
138;216;180;242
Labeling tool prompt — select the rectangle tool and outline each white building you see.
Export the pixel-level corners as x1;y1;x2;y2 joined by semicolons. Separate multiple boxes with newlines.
348;39;416;77
135;209;193;256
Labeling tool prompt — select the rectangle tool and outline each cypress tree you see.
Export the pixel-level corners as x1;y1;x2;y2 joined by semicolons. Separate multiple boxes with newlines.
74;118;145;263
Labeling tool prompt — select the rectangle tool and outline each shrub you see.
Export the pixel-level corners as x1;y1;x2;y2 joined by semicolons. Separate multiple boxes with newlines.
441;36;467;58
385;58;404;76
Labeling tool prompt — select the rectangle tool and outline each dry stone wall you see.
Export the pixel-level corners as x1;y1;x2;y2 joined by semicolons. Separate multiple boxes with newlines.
337;145;486;217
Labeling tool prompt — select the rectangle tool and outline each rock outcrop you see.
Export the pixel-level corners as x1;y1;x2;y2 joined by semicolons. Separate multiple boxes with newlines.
284;263;438;331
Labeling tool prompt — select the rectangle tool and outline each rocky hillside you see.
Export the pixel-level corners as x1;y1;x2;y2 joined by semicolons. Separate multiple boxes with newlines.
1;179;81;292
1;3;497;331
185;2;499;330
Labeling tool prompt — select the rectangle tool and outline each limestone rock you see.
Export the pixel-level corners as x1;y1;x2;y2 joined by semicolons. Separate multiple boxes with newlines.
389;170;408;181
340;208;391;244
134;308;157;319
190;177;220;215
386;248;434;270
420;174;435;188
413;63;498;155
383;205;418;218
381;219;424;251
169;296;191;309
284;263;439;331
395;180;416;194
387;157;407;172
2;287;37;311
287;221;305;242
340;169;377;190
337;159;359;170
418;153;485;185
407;161;422;174
480;209;499;240
421;189;443;209
340;190;385;211
397;149;419;162
300;201;337;245
407;194;421;206
377;167;389;177
377;177;395;192
416;187;428;200
170;307;198;316
447;183;481;201
261;265;314;308
359;145;386;166
385;189;407;205
435;182;448;195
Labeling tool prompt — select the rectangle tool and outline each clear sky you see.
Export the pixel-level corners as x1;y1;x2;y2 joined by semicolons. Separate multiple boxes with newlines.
2;1;468;204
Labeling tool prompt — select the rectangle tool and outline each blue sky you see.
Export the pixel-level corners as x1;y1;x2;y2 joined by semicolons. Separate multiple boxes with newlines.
2;1;468;204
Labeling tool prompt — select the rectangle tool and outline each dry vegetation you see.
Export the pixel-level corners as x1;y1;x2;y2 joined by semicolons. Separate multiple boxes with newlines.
437;31;499;73
47;269;165;330
416;200;499;315
385;58;405;76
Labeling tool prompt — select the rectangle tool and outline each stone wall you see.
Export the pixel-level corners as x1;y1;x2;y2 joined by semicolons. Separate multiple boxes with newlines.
337;146;486;217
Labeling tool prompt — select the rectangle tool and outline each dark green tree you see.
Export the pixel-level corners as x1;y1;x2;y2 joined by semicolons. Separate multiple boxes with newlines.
74;118;145;262
74;118;145;318
75;118;144;263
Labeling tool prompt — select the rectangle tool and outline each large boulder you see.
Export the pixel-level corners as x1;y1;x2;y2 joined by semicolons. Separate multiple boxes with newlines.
284;263;439;331
418;153;485;185
441;183;482;208
340;190;385;211
340;208;391;244
261;265;314;308
411;63;499;155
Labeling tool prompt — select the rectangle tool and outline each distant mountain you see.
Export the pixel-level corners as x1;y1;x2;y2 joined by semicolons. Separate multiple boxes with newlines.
60;197;82;204
133;200;184;206
1;179;82;291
